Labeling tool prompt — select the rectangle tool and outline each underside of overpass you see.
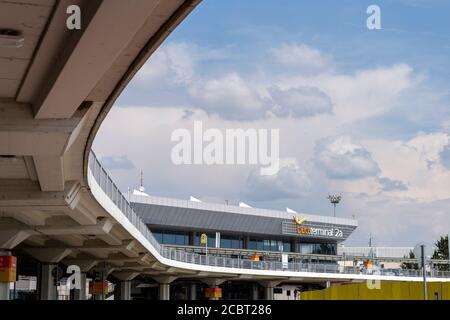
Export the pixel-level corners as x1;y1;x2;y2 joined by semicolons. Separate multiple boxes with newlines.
1;0;449;301
0;0;215;300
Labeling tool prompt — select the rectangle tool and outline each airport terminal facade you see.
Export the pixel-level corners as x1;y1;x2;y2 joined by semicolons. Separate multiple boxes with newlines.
125;191;358;299
130;192;357;260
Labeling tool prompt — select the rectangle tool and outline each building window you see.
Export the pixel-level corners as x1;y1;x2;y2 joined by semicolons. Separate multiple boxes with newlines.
220;235;243;249
249;238;293;252
151;229;189;246
297;243;337;255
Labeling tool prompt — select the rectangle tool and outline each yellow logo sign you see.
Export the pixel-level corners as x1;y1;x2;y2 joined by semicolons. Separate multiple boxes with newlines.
293;216;306;225
200;233;207;245
293;216;310;235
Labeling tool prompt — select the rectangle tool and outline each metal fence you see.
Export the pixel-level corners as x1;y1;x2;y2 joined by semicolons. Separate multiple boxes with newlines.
88;151;450;279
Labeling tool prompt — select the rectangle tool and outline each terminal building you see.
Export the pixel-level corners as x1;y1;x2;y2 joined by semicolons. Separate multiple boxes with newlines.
129;190;358;259
126;189;359;299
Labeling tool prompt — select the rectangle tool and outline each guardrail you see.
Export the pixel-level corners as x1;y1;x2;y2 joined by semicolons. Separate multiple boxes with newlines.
88;151;450;279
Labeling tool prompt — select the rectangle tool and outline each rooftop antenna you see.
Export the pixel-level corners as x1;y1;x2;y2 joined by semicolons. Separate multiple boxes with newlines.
327;194;341;217
139;170;145;192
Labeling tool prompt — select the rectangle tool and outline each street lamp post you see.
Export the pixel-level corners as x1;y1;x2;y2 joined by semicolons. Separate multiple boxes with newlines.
327;195;341;217
421;244;427;300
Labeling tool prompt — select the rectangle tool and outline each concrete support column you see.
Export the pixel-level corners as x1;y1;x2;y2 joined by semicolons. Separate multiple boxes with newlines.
159;283;170;300
0;283;10;300
190;232;195;246
245;236;250;249
40;264;57;300
73;272;87;300
259;281;281;301
116;281;132;300
153;276;177;301
190;283;197;300
264;287;274;300
252;284;259;300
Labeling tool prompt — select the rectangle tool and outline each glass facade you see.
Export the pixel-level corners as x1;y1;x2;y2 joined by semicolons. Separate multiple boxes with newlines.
220;235;244;249
152;229;190;246
194;233;216;247
151;228;337;255
297;243;337;255
248;238;292;252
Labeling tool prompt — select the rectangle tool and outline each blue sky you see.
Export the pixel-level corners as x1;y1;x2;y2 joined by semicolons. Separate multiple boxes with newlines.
95;1;450;246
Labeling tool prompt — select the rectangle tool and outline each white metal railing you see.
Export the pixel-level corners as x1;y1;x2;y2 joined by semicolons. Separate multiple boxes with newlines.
88;150;450;279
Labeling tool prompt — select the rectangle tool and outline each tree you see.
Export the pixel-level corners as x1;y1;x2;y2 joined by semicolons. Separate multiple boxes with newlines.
401;251;419;270
432;235;449;271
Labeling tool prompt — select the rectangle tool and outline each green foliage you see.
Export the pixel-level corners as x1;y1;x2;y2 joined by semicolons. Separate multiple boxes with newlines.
432;235;449;271
400;250;418;270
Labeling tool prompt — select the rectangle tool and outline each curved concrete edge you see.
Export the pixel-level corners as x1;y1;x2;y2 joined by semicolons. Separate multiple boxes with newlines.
87;168;450;283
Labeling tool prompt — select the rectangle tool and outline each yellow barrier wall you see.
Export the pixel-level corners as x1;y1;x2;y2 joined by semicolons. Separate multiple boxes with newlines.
300;282;450;300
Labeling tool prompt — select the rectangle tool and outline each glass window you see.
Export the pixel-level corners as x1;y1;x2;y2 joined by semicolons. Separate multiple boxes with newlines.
283;241;291;252
298;243;337;255
249;239;257;250
154;232;163;243
256;240;263;251
163;233;176;245
220;235;243;249
221;238;231;248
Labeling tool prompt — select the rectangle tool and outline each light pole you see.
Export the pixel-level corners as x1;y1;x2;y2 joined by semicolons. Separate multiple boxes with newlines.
328;195;341;217
421;244;427;300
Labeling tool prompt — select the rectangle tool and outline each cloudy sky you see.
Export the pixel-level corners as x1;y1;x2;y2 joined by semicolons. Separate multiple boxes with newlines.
93;0;450;247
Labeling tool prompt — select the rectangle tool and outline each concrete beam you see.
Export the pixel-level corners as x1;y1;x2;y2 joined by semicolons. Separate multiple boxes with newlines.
112;271;140;281
36;218;114;236
258;280;283;288
0;100;88;156
0;230;30;249
25;248;72;263
27;240;140;259
201;278;227;287
152;276;178;284
33;156;64;191
63;260;98;272
28;0;160;119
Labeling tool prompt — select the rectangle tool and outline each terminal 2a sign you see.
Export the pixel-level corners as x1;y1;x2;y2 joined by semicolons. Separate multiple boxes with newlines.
293;216;343;238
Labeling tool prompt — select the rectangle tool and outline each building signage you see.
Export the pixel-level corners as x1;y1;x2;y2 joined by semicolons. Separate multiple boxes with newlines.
200;233;207;245
284;216;344;239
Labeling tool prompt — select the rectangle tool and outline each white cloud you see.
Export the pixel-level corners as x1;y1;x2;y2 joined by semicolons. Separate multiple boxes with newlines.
189;72;267;121
268;85;333;118
246;158;311;200
100;155;135;170
440;142;450;169
378;177;408;192
315;136;380;179
366;132;450;202
270;43;331;74
135;42;197;85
